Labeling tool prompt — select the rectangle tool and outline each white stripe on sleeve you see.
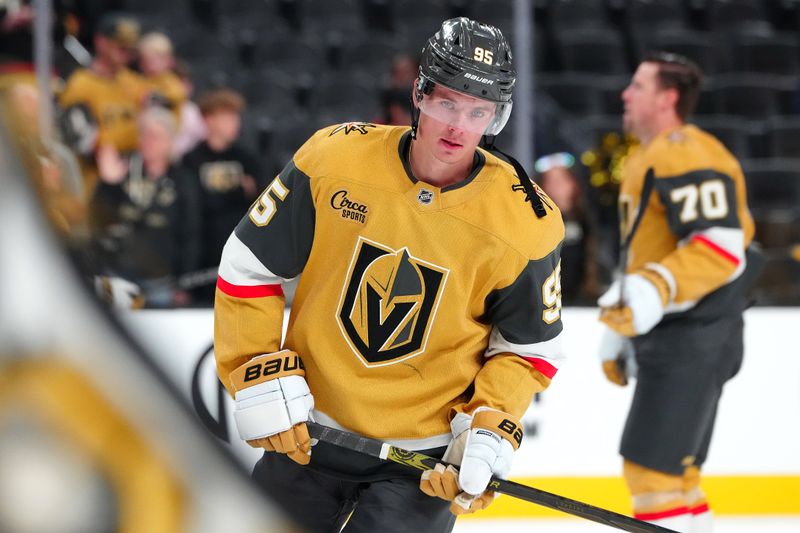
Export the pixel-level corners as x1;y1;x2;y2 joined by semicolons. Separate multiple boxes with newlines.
218;232;293;286
485;327;564;367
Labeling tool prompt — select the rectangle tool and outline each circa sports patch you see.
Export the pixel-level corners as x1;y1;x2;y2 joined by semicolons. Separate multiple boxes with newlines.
329;189;369;224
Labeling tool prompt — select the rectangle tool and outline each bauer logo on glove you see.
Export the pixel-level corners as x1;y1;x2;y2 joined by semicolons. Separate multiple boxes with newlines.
497;418;523;447
242;352;304;383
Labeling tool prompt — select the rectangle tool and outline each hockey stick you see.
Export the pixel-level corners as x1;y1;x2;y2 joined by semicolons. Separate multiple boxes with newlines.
306;422;676;533
616;168;656;307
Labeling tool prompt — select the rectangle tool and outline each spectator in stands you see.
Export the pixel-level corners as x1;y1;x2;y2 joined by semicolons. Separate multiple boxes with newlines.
138;32;187;119
181;88;263;305
91;107;201;308
58;12;148;195
171;60;207;159
535;152;601;305
373;55;419;126
388;53;419;90
377;87;412;126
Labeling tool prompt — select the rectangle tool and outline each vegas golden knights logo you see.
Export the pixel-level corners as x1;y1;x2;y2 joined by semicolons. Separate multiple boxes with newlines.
337;237;448;367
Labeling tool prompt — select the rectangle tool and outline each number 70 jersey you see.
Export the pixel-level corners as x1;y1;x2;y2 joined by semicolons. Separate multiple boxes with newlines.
619;124;755;313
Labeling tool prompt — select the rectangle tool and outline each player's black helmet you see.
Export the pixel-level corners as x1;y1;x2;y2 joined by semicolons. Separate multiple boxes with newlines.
419;17;515;104
413;18;516;137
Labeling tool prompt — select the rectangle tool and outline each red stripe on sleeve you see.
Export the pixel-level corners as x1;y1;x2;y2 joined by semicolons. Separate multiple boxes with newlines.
690;503;710;515
520;357;558;379
216;276;284;298
691;234;740;266
634;506;691;521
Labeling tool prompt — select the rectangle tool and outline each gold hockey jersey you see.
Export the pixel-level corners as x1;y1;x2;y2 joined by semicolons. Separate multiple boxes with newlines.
142;71;187;121
59;68;148;154
620;124;755;316
214;124;565;452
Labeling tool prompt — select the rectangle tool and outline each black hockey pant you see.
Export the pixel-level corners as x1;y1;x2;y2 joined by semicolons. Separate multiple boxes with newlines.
253;451;457;532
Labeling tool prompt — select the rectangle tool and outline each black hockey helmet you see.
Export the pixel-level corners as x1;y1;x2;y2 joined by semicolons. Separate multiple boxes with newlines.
420;17;515;104
412;18;516;138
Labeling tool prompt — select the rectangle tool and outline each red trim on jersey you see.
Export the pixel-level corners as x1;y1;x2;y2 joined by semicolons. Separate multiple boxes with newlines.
691;234;740;266
216;276;283;298
0;63;36;75
521;357;558;379
634;506;691;521
690;503;710;515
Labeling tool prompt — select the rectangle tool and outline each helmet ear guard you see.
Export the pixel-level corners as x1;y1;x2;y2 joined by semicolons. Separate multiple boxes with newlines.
414;77;430;103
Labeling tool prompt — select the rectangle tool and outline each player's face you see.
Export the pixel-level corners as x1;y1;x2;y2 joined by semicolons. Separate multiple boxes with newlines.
621;62;663;138
416;84;494;164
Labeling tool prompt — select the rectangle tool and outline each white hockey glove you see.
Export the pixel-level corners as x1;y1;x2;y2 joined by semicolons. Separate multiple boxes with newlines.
598;271;670;337
230;350;314;465
420;407;522;515
597;327;637;387
94;276;144;309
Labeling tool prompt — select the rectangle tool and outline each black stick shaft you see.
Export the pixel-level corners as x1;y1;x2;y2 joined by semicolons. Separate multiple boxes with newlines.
307;422;676;533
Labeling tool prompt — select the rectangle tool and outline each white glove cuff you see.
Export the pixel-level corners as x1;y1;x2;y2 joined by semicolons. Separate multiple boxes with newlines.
627;274;665;334
443;412;472;465
450;412;472;438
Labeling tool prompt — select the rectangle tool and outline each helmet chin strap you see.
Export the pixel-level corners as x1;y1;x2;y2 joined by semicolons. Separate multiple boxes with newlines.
410;77;430;140
411;104;421;140
481;136;549;219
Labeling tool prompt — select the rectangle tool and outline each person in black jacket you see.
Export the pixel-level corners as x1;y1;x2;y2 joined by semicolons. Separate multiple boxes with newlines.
91;106;201;307
181;88;264;305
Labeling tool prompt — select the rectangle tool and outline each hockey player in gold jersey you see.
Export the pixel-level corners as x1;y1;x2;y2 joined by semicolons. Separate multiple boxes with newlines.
597;52;757;532
214;18;565;531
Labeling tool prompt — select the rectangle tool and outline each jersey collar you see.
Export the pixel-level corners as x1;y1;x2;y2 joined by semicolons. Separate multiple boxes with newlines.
397;131;485;193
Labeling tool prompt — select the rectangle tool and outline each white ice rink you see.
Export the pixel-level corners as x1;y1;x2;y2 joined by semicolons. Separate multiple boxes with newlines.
454;516;800;532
